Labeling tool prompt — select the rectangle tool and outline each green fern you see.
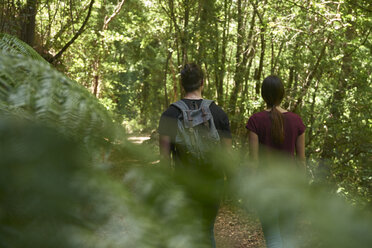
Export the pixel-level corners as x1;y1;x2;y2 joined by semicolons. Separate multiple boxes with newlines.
0;33;46;62
0;52;119;147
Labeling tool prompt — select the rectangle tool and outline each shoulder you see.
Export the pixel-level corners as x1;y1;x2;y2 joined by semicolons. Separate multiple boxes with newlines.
209;101;226;113
284;112;304;122
209;101;229;119
249;111;269;120
284;112;306;133
246;111;268;132
161;104;181;119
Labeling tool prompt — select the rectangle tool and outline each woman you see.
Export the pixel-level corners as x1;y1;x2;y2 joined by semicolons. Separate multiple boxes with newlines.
246;75;306;248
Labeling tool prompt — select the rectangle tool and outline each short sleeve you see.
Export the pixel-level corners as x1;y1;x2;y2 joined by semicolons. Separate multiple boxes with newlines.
246;115;259;134
297;116;306;135
218;112;232;139
158;106;179;140
209;102;232;139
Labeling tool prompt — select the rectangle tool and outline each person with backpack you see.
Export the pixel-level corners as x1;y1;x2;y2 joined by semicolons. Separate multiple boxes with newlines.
158;63;232;247
246;75;306;248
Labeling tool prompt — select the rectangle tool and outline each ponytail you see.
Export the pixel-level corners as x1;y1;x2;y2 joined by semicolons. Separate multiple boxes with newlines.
270;105;284;144
262;75;285;144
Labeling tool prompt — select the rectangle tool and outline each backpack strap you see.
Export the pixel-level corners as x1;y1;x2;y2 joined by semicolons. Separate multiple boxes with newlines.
171;100;190;111
171;100;193;127
200;99;214;109
200;99;213;127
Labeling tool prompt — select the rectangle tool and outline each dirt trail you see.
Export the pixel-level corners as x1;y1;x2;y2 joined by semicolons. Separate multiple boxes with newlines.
215;204;265;248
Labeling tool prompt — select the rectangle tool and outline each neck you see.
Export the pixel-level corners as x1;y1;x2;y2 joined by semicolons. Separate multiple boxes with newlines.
184;89;202;100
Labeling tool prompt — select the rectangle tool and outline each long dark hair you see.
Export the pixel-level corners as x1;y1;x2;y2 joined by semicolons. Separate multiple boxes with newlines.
261;75;285;144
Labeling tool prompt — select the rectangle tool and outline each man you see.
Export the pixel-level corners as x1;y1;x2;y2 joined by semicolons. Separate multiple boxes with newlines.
158;63;232;247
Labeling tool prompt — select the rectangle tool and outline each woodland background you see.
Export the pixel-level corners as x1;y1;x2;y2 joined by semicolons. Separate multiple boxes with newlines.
0;0;372;248
0;1;371;244
4;0;370;202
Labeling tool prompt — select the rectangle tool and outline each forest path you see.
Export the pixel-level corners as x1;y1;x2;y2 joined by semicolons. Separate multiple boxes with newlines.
215;204;265;248
127;134;266;248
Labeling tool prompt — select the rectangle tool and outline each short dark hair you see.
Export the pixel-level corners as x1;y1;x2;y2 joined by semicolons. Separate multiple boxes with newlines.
180;63;204;92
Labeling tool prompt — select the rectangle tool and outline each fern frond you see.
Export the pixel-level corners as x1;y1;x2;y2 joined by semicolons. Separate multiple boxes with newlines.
0;33;46;62
0;52;121;146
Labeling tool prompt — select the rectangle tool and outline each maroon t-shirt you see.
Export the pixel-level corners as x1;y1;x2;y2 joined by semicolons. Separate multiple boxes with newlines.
246;111;305;156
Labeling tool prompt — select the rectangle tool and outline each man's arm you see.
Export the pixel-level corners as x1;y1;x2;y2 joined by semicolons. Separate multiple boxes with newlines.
221;137;232;149
159;134;171;162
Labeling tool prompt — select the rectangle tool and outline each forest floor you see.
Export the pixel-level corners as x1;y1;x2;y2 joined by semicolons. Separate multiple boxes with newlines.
215;203;265;248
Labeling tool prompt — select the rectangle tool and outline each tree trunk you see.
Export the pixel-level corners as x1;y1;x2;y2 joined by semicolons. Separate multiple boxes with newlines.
90;0;126;97
291;35;329;112
321;11;355;161
163;50;172;107
20;0;37;47
181;0;190;65
228;0;245;132
215;0;232;106
254;27;265;95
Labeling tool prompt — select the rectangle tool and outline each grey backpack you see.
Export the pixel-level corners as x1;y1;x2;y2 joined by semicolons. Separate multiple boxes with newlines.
171;99;220;164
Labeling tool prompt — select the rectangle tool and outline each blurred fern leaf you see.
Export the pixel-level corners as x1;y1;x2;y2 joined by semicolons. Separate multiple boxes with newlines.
0;33;46;62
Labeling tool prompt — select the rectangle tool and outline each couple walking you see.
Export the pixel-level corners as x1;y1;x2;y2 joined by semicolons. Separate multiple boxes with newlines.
158;63;306;248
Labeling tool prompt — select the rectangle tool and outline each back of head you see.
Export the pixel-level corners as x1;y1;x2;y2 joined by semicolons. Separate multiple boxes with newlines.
261;75;284;107
180;63;204;93
261;75;285;145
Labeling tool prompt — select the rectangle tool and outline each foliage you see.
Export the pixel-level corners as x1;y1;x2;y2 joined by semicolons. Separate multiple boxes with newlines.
1;117;372;247
0;118;210;248
0;51;116;149
0;33;46;62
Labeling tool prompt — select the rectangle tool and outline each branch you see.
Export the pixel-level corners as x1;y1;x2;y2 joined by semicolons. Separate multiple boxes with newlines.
292;35;330;112
283;0;330;21
347;0;372;13
250;0;264;25
103;0;126;30
344;29;371;57
49;0;95;63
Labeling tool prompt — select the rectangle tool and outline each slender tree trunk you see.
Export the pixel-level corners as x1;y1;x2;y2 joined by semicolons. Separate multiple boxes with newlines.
215;0;231;106
321;11;354;161
291;35;329;112
163;50;172;107
254;26;265;95
169;56;178;102
236;7;257;140
181;0;190;65
228;0;245;132
20;0;37;47
306;75;321;148
91;0;126;97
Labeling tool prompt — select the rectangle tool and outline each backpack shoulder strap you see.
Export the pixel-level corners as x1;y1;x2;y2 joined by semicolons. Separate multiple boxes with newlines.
171;100;190;111
200;99;214;109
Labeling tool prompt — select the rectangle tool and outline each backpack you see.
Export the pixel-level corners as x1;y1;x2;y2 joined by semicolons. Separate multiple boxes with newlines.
171;99;220;165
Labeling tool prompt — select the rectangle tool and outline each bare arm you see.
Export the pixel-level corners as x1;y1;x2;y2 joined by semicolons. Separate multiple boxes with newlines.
159;135;171;163
248;131;259;161
295;132;306;170
221;137;232;149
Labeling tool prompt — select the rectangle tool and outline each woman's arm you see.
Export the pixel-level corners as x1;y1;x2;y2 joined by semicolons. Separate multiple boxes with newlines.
295;132;306;169
249;131;259;161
